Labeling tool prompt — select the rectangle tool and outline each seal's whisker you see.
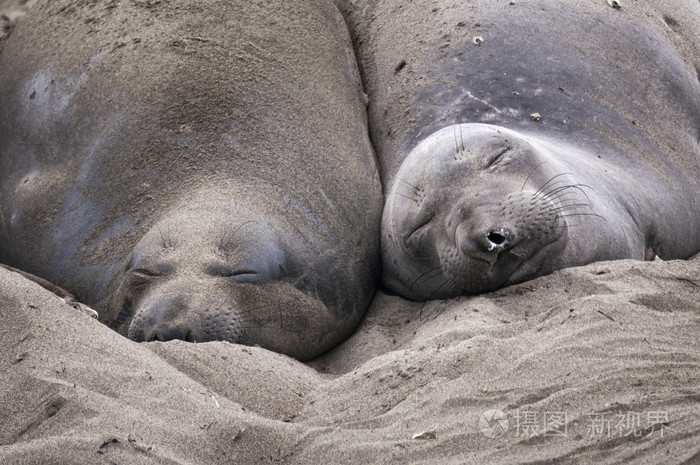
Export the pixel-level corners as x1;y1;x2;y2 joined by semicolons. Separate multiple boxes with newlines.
541;183;594;203
446;281;459;295
543;189;585;201
559;212;606;221
538;181;584;199
155;223;179;249
549;182;594;192
219;220;259;250
553;203;593;214
521;161;548;191
157;225;166;249
536;180;570;197
550;199;590;208
411;266;444;285
431;276;456;298
453;125;460;156
409;266;445;298
544;193;582;205
396;192;421;203
553;203;593;212
397;177;421;190
541;183;578;197
228;239;254;247
534;173;575;196
554;218;596;230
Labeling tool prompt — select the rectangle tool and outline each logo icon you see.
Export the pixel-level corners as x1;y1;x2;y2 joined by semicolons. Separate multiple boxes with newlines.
479;409;509;438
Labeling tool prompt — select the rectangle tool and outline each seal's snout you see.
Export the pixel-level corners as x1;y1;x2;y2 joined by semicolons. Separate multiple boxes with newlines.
143;299;195;342
128;292;241;344
438;188;566;294
129;295;198;342
455;219;514;262
146;322;196;343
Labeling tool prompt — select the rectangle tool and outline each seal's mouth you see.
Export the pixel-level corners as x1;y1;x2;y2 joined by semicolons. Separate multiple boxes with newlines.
500;233;564;286
457;250;522;292
498;246;538;284
462;251;497;267
455;226;563;293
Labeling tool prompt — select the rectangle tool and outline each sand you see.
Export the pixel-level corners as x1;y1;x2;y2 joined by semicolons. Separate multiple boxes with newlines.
2;257;699;464
1;0;699;463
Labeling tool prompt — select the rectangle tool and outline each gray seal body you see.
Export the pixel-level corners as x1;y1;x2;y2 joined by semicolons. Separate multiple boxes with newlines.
0;0;382;359
346;0;700;298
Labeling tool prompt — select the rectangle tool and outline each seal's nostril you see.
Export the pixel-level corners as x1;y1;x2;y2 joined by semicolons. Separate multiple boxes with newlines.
143;320;193;343
487;231;507;246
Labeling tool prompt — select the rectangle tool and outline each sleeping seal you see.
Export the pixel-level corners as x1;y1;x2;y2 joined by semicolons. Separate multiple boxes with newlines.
346;0;700;298
0;0;382;359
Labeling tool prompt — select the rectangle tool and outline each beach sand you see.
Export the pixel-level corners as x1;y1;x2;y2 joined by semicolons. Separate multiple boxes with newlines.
2;257;698;464
1;0;699;462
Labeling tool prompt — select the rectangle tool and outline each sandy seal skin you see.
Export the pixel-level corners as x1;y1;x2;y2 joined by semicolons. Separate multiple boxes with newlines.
343;0;700;299
0;0;382;360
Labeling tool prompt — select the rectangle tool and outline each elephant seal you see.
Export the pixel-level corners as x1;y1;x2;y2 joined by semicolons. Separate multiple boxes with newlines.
345;0;700;299
0;0;382;360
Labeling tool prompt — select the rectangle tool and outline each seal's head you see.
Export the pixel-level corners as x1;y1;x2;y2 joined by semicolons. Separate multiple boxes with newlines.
109;202;345;360
381;123;598;299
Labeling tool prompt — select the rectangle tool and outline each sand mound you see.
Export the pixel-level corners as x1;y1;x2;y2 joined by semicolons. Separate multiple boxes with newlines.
2;257;698;464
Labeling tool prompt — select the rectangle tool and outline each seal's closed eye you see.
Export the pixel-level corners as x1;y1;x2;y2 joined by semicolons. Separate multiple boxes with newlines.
131;268;161;278
485;145;512;170
404;215;434;255
127;267;166;290
207;263;260;283
129;262;173;277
